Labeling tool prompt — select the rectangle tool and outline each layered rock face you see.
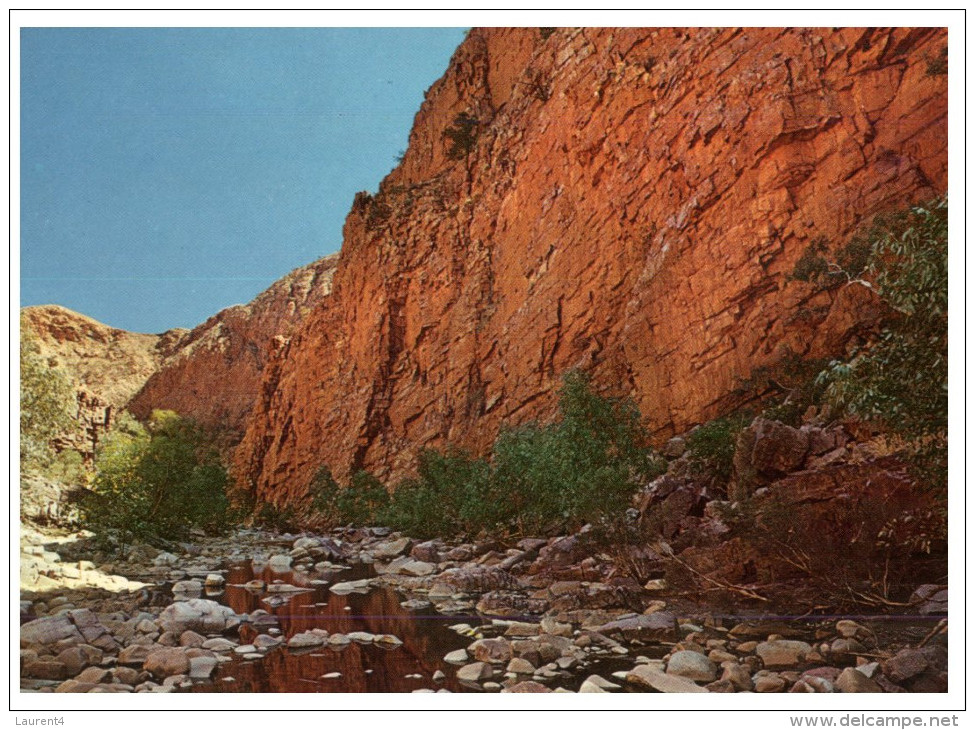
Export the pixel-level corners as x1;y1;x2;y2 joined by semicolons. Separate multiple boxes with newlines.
128;254;338;435
21;304;187;411
235;27;947;504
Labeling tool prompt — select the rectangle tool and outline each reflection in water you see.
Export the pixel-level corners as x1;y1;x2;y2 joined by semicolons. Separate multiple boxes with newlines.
188;564;473;693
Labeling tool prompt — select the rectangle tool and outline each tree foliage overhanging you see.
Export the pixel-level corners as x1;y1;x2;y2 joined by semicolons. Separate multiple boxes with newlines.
816;196;948;492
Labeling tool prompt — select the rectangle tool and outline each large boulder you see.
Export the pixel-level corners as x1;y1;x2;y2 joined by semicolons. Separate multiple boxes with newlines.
157;598;239;635
21;609;116;652
434;566;521;593
756;640;813;669
469;638;512;664
627;664;708;693
21;614;84;647
144;647;191;678
666;650;718;682
597;612;679;643
527;535;590;576
370;537;412;560
748;418;811;477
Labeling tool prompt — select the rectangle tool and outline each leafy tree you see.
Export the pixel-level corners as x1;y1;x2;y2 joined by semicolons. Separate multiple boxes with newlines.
20;317;76;470
82;410;229;547
817;196;948;491
444;112;479;160
492;371;662;533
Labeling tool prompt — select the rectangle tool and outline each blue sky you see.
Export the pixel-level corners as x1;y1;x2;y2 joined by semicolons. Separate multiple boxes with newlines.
20;27;467;333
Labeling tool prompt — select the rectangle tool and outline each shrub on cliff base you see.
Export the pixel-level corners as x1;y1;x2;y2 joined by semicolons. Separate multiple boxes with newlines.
309;466;390;527
382;448;494;537
490;371;663;534
314;372;664;538
816;196;948;494
685;413;750;488
81;410;229;547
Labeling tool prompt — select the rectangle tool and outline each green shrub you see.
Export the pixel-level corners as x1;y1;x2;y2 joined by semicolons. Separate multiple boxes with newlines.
312;372;664;538
378;448;493;538
686;414;750;487
81;410;229;547
817;196;948;493
339;471;390;525
492;372;662;533
308;466;342;517
789;236;830;284
253;502;300;532
309;466;390;527
444;112;479;160
20;317;77;471
790;235;870;287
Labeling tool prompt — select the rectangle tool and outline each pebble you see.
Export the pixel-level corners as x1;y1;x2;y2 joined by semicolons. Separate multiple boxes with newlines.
456;662;493;682
754;673;787;692
756;640;812;669
666;650;717;682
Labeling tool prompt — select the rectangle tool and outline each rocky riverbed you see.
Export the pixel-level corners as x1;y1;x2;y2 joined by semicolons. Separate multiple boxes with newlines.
19;522;948;694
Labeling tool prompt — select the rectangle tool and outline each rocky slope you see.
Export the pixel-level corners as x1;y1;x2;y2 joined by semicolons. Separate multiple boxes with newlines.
126;254;338;436
21;304;187;411
233;27;947;504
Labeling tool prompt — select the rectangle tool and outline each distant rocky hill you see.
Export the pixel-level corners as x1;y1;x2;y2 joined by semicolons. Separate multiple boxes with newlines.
22;253;339;443
21;304;187;412
126;253;339;435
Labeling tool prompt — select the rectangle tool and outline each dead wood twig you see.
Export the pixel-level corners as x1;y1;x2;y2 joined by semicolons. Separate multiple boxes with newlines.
918;618;948;648
666;553;769;603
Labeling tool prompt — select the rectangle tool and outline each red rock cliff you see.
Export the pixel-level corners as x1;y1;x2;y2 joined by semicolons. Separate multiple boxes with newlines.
128;255;338;435
233;27;947;504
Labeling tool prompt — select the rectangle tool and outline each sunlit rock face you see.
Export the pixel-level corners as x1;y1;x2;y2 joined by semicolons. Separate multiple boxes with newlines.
232;27;947;504
127;254;338;436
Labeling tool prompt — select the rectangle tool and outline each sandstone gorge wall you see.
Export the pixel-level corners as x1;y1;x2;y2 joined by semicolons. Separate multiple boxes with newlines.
234;27;948;504
127;254;338;435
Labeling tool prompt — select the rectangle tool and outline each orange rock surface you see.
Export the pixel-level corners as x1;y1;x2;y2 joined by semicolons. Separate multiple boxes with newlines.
234;27;948;504
128;254;338;435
